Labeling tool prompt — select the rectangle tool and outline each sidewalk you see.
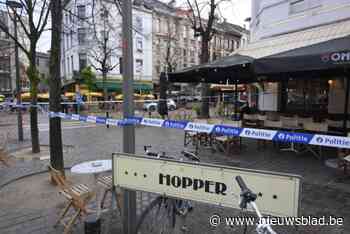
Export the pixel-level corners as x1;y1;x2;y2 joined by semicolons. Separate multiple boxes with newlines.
1;113;350;233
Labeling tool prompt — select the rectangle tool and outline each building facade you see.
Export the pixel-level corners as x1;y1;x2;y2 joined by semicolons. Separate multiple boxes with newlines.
142;0;249;86
250;0;350;42
61;0;153;92
246;0;350;114
0;10;29;96
36;52;50;92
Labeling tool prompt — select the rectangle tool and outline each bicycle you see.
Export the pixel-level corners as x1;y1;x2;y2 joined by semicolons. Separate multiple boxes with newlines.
135;146;197;234
235;176;277;234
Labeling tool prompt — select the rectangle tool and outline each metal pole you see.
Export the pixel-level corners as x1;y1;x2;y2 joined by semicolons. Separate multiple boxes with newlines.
234;79;238;120
343;76;350;136
122;0;136;233
14;15;23;141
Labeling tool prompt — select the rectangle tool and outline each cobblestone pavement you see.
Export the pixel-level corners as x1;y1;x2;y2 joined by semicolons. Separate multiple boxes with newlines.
1;112;350;233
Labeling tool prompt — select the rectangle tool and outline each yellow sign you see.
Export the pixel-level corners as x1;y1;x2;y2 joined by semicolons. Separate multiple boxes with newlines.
113;153;301;217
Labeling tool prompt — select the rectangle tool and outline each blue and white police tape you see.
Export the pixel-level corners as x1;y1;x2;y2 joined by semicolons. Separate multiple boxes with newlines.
49;111;350;149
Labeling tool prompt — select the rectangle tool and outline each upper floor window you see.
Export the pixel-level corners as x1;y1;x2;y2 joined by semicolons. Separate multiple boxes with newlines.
136;37;143;52
136;59;143;73
156;18;161;33
135;16;143;32
77;5;86;20
79;53;87;71
289;0;321;14
290;0;307;14
78;28;86;45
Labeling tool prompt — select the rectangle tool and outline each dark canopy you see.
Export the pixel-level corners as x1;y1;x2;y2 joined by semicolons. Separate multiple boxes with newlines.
254;35;350;76
168;54;255;84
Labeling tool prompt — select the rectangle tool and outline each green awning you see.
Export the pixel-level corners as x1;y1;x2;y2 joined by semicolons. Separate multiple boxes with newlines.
95;80;153;92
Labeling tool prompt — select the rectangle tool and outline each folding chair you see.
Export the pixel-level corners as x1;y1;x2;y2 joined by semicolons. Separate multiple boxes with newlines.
0;132;12;167
48;165;94;234
337;149;350;179
97;175;123;214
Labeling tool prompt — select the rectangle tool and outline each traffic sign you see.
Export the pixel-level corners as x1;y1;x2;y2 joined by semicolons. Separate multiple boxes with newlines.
113;153;301;217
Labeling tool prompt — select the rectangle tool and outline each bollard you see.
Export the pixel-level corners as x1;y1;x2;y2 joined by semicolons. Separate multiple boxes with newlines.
84;214;101;234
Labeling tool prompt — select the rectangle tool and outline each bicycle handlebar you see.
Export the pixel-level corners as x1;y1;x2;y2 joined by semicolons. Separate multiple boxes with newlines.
235;176;277;234
235;176;248;191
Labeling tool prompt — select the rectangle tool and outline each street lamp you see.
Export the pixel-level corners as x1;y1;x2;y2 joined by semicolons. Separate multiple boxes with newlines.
6;0;23;141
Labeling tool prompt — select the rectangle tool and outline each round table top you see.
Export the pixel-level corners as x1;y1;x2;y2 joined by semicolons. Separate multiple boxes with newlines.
71;160;112;174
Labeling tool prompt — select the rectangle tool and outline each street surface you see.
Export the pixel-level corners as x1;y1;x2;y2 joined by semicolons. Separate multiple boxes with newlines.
0;112;350;233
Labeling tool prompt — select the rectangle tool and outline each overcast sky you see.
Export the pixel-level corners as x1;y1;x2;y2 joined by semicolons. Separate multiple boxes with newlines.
37;0;251;52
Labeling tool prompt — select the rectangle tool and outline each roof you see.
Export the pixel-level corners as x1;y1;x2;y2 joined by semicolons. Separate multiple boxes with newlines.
216;21;249;36
140;0;175;14
235;18;350;58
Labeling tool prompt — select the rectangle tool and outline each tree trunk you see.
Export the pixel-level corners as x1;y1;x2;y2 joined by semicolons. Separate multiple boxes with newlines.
49;0;64;173
103;70;108;106
27;48;40;153
200;37;210;118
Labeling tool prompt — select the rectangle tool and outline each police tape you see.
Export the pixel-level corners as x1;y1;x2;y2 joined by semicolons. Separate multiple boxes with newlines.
48;111;350;149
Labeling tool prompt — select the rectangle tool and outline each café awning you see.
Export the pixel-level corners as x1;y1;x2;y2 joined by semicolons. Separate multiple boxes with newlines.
254;35;350;76
168;54;254;84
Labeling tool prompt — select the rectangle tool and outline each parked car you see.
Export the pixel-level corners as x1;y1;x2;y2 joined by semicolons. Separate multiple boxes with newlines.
143;99;177;112
0;94;4;102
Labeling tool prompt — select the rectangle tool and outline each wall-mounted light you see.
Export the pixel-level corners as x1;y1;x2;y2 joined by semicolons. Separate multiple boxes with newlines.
328;80;333;85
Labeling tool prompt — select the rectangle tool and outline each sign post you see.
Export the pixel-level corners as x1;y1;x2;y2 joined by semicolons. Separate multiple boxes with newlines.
113;153;301;217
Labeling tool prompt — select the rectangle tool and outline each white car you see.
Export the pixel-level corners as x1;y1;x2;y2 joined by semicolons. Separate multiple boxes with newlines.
143;99;177;112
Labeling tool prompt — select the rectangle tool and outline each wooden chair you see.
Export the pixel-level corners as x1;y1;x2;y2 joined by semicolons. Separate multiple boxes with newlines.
337;149;350;178
216;120;242;155
297;116;313;127
97;175;123;214
0;132;12;167
326;119;344;135
301;122;328;160
243;114;258;127
48;165;94;234
257;114;268;149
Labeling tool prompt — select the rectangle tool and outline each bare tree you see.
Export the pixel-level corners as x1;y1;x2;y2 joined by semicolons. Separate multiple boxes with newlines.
49;0;69;174
0;0;51;153
161;19;180;73
185;0;222;118
89;1;119;107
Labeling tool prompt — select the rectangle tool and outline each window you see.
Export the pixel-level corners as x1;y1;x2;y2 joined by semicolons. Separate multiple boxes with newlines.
70;30;73;48
135;16;143;32
183;49;187;57
285;79;328;113
77;5;86;20
66;33;69;48
71;55;74;72
136;37;143;52
136;59;143;73
79;53;87;71
290;0;321;14
231;40;235;50
183;26;188;39
156;18;161;33
100;30;108;40
289;0;307;14
36;58;40;66
190;50;195;57
78;28;86;44
119;57;123;74
67;57;70;73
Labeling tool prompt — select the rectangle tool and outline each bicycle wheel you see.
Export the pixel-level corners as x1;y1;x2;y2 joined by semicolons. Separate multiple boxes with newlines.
136;196;177;234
